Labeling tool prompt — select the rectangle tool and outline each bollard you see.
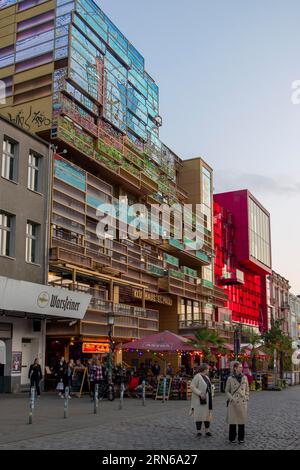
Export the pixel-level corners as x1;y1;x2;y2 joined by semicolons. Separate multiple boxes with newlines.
142;380;146;406
64;386;69;419
94;384;99;415
29;386;35;425
119;382;125;410
162;377;167;404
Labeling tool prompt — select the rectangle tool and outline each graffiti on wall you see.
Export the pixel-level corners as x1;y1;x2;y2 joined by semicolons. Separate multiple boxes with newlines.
7;106;51;130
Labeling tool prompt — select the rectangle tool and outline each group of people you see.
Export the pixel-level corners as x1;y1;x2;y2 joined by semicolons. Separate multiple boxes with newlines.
190;362;250;444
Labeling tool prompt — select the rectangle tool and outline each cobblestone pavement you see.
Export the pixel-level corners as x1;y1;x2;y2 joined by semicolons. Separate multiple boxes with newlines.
0;386;300;450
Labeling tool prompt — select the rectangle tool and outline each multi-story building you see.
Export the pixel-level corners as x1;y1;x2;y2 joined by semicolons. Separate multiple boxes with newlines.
268;271;291;335
289;293;300;346
0;115;91;393
0;0;229;365
214;190;272;332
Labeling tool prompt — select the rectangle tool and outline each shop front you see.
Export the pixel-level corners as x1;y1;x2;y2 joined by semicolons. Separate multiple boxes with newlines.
0;276;91;393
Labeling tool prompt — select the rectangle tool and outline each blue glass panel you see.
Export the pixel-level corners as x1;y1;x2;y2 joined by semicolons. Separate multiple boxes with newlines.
16;40;54;62
54;157;86;191
16;29;55;51
73;13;106;55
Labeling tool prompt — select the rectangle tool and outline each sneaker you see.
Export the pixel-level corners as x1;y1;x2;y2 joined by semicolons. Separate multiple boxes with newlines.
239;440;245;444
196;432;202;437
205;432;212;437
68;396;71;399
230;440;237;444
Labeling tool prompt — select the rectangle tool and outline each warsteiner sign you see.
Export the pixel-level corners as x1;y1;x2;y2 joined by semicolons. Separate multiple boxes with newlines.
132;289;173;306
0;276;91;320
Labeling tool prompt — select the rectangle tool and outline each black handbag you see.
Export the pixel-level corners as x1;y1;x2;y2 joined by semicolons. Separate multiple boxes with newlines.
200;396;207;405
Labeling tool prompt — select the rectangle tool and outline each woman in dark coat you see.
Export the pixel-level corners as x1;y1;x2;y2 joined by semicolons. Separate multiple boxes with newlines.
28;358;43;396
55;357;67;397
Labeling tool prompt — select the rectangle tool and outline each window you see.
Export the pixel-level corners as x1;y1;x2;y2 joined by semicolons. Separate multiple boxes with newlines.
2;137;18;182
26;222;39;263
28;152;42;192
0;212;14;257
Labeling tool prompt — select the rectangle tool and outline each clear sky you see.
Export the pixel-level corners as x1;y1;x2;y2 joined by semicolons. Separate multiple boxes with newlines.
99;0;300;293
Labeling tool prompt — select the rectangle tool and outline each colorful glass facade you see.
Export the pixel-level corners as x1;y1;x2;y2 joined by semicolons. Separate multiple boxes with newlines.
214;196;270;331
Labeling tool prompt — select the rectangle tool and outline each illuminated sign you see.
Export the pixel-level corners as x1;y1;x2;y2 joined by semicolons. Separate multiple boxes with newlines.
82;342;109;354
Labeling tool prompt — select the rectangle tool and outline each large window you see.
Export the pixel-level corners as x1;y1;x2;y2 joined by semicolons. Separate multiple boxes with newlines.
0;212;14;257
179;299;201;325
28;151;42;192
2;137;18;182
26;222;39;263
249;197;271;268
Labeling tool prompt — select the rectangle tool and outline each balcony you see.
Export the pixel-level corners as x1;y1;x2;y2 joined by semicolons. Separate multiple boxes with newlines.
50;246;93;270
82;298;159;339
179;320;233;339
51;235;111;270
218;269;245;286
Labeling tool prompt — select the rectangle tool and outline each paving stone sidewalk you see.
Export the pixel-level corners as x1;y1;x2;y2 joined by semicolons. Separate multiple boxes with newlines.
0;386;300;450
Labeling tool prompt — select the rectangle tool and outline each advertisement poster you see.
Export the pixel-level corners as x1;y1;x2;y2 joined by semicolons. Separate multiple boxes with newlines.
11;352;22;374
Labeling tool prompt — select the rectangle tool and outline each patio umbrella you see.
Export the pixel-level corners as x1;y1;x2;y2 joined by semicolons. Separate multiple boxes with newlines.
120;331;197;374
121;330;196;353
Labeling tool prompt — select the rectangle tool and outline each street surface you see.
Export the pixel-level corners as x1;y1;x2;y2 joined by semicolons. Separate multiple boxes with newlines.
0;386;300;450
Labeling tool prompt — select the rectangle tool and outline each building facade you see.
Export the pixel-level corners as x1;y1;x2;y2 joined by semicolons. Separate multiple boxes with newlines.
269;271;290;335
0;0;230;366
0;116;91;393
214;190;272;332
0;115;50;392
289;293;300;346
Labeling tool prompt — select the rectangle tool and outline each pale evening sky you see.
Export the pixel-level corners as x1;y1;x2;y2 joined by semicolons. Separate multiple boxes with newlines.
99;0;300;293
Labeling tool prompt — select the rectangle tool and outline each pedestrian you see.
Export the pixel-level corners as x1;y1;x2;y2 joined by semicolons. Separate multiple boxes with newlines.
190;363;213;437
151;361;161;377
55;356;67;397
89;357;103;400
166;363;173;376
225;361;250;444
66;359;75;398
138;362;148;384
28;358;43;397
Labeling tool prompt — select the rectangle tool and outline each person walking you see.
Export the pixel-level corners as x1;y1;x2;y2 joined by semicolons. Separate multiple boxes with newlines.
190;364;213;437
55;357;67;397
225;362;250;444
66;359;75;398
89;357;103;400
28;358;43;397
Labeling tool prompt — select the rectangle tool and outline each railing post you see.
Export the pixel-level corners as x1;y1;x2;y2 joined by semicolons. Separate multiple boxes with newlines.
119;382;125;410
162;377;167;404
64;386;69;419
29;386;35;425
94;383;99;414
142;380;146;406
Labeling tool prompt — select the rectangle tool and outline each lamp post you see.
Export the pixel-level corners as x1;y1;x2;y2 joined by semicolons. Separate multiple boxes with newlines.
234;325;241;361
107;311;115;401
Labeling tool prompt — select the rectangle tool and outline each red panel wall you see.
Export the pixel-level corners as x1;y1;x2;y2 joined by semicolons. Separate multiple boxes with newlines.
214;199;268;331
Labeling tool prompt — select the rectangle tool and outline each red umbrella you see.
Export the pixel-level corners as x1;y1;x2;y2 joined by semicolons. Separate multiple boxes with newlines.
120;330;196;352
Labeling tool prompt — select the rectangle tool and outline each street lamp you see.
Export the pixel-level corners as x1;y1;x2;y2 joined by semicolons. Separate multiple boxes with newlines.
107;311;115;401
234;325;241;361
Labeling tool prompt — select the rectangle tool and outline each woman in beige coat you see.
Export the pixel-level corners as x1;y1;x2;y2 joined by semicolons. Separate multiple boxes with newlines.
225;362;249;444
190;364;213;437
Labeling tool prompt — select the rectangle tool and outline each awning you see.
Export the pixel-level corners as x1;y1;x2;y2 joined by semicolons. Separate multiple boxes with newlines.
0;276;91;320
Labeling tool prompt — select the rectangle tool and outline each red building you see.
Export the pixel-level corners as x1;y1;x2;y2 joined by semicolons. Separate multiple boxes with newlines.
214;190;272;332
